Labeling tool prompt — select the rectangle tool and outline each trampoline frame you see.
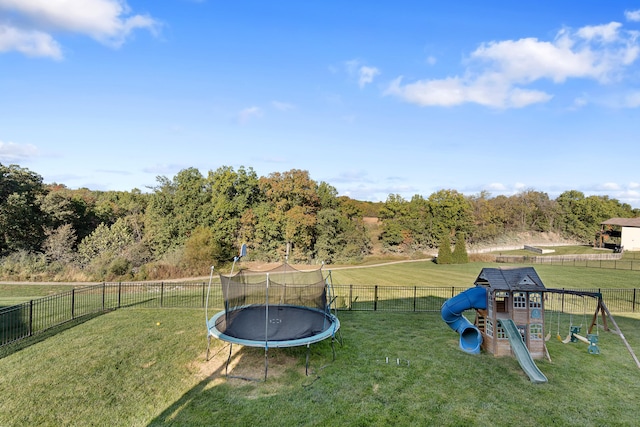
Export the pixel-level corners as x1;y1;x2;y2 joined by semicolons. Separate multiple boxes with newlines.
205;264;341;380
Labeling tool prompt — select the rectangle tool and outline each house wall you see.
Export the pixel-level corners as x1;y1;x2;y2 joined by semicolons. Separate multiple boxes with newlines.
621;226;640;251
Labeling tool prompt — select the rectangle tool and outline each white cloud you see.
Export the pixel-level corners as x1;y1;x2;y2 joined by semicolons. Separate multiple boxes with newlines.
486;182;507;191
385;75;552;108
586;182;640;207
0;24;62;59
345;59;380;88
386;21;640;109
625;10;640;22
358;65;380;88
514;182;527;191
0;140;39;162
624;91;640;108
572;95;589;109
576;22;622;43
237;106;263;124
0;0;159;59
599;182;621;191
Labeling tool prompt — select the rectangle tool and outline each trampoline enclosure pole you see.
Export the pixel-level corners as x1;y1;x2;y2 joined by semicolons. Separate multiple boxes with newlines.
265;273;270;380
265;273;270;345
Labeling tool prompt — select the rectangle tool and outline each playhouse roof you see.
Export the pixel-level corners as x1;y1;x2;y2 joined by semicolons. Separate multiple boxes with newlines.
474;267;546;292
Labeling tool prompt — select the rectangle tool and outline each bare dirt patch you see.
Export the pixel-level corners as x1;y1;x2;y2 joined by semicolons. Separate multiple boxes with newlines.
191;343;306;392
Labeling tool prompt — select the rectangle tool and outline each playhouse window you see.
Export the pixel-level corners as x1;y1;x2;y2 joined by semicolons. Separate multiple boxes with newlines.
486;319;494;337
529;292;542;308
517;325;526;342
495;291;509;313
530;324;543;340
496;324;507;340
514;292;526;309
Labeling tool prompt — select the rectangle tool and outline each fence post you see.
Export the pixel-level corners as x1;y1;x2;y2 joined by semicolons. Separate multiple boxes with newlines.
202;282;206;308
349;285;353;310
413;286;417;312
102;282;106;311
160;282;164;308
374;285;378;311
28;300;33;337
117;282;122;309
633;289;637;313
71;289;75;320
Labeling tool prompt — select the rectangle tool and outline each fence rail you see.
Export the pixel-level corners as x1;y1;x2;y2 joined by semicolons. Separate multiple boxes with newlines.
496;255;640;270
2;282;640;348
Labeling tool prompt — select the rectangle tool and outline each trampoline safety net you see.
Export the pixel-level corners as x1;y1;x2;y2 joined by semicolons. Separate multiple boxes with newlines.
217;263;330;342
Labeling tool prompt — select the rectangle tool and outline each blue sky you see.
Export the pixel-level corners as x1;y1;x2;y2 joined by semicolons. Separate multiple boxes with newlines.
1;1;640;207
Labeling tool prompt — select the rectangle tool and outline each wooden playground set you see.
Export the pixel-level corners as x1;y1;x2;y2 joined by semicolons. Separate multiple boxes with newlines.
442;267;640;383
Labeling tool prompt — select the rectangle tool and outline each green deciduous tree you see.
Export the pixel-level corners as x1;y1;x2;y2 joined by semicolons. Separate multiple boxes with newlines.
206;166;261;253
0;164;47;255
77;218;136;278
43;224;77;264
183;226;233;273
428;189;475;243
257;169;321;261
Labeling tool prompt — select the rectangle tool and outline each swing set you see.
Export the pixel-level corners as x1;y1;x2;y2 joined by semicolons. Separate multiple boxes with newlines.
545;289;640;369
545;291;600;354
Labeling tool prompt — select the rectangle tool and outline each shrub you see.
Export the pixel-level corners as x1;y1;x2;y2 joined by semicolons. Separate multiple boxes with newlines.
436;235;453;264
452;234;469;264
109;257;132;277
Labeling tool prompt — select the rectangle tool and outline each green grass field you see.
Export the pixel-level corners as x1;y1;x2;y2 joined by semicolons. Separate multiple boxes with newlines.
1;307;639;426
328;260;640;289
0;283;77;306
1;261;640;426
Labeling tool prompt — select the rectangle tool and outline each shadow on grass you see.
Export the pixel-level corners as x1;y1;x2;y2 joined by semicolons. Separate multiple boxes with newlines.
148;333;342;425
0;311;110;360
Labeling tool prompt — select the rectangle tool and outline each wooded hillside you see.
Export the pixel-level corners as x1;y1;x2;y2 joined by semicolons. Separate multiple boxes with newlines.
1;163;637;281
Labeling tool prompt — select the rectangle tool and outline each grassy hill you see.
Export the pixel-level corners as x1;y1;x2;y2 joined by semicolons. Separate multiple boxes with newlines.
2;260;640;425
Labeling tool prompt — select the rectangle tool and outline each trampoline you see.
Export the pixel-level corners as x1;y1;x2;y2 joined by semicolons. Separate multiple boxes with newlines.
205;262;341;379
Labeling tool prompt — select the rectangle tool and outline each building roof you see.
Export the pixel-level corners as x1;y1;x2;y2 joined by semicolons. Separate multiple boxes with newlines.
601;217;640;227
474;267;546;292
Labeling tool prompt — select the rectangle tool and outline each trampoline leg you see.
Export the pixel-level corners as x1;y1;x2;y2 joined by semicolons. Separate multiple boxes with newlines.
206;335;211;361
330;337;337;361
264;348;269;381
305;344;311;376
225;343;233;377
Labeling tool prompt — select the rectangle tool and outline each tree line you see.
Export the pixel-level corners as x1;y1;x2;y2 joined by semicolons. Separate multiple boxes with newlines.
1;163;637;281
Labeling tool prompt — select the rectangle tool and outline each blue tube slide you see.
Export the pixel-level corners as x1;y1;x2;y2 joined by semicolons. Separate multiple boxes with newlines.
441;286;487;354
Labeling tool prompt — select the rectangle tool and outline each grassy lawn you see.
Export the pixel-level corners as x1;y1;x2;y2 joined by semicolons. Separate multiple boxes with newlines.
493;245;607;256
1;308;640;426
328;260;640;289
0;284;77;307
2;260;640;425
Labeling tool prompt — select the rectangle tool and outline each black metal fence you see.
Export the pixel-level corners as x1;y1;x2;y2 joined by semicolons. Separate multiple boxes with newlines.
496;256;640;270
2;282;640;348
